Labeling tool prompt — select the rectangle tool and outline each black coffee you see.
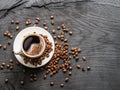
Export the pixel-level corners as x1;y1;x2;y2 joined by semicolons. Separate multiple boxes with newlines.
23;36;40;52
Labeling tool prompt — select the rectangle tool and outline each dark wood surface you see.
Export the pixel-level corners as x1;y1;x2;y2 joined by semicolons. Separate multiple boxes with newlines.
0;0;120;90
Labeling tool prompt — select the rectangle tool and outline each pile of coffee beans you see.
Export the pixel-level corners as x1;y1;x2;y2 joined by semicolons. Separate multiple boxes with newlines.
0;15;91;88
21;35;53;66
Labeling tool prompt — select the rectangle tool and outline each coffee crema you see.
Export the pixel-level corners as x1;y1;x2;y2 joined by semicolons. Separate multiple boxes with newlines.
23;35;41;56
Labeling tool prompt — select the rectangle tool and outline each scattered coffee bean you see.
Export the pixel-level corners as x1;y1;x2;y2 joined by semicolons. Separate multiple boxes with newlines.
43;22;47;26
44;75;47;80
7;64;10;68
51;20;54;25
60;84;64;88
57;26;60;30
5;78;8;83
50;82;54;86
0;65;4;69
82;56;86;61
87;66;91;71
75;56;79;61
35;20;39;24
53;36;57;39
9;59;13;63
1;62;6;66
36;17;40;21
44;26;48;30
77;64;81;69
20;80;24;85
65;78;69;82
68;72;72;76
10;35;13;39
69;66;72;70
82;68;85;72
3;45;7;50
52;29;56;34
0;44;2;48
8;41;11;45
62;69;67;73
69;31;73;35
33;77;37;81
50;16;54;19
16;26;20;30
15;20;19;24
11;19;14;24
9;66;13;70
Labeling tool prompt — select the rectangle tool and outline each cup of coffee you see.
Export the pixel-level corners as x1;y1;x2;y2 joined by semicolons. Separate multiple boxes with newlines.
15;33;46;58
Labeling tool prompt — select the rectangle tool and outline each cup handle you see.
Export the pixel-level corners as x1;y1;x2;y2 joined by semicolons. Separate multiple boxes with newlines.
14;50;23;55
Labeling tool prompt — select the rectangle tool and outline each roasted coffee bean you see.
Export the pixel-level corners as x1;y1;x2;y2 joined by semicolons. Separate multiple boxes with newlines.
50;16;54;19
44;26;48;30
3;45;7;50
11;20;14;24
60;84;64;88
0;44;2;48
20;80;24;85
87;66;91;71
77;64;81;69
10;35;13;39
51;20;54;25
50;82;54;86
69;31;73;35
7;64;10;68
68;72;72;76
44;75;47;80
9;59;13;63
75;57;79;61
0;65;4;69
36;17;40;21
52;29;56;34
65;77;69;82
82;56;86;61
33;77;37;81
16;26;20;30
35;20;39;24
15;20;19;24
69;66;72;70
43;22;47;26
62;69;67;73
53;36;57;39
5;78;8;83
82;68;85;72
9;66;13;70
57;26;60;30
30;78;33;82
8;41;11;45
1;62;6;66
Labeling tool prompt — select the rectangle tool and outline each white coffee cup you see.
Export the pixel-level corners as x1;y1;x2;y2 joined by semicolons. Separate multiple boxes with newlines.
15;33;46;58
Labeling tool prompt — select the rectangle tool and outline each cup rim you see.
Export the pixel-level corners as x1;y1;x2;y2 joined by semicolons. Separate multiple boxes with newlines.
22;33;46;58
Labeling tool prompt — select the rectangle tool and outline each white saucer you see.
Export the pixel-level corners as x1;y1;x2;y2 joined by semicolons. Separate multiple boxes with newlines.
13;26;55;68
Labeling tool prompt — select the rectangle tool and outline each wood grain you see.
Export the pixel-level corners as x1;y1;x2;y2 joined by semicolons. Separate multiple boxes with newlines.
0;0;120;90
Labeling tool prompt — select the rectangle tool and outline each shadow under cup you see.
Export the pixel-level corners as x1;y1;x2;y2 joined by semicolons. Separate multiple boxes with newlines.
22;34;46;58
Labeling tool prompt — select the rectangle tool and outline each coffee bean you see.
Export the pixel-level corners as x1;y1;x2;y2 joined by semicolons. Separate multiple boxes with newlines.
11;20;14;24
69;31;73;35
68;72;72;76
35;20;39;24
8;41;11;45
0;44;2;48
57;26;60;30
43;22;47;26
20;80;24;85
75;57;79;61
3;45;7;50
1;62;6;66
62;69;67;73
82;68;85;72
53;36;57;39
60;84;64;88
77;48;81;53
50;16;54;19
77;64;81;69
87;66;91;71
10;35;13;39
44;75;47;80
16;26;20;30
36;17;40;21
15;20;19;24
82;56;86;61
69;66;72;70
50;82;54;86
9;59;13;63
51;20;54;25
7;64;10;68
30;78;33;82
44;26;48;30
9;66;13;70
33;77;37;81
5;78;8;83
0;65;4;69
65;77;69;82
52;29;56;34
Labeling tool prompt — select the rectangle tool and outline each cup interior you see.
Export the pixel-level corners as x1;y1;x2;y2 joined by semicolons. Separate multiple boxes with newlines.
22;34;46;58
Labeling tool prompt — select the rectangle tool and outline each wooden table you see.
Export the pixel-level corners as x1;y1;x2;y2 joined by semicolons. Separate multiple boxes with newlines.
0;0;120;90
